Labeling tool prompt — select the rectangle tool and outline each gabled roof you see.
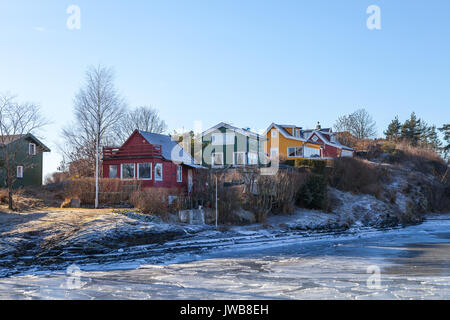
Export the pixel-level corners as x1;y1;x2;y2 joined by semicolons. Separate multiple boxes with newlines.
0;133;51;152
264;123;321;145
201;122;265;140
309;130;354;151
138;131;203;168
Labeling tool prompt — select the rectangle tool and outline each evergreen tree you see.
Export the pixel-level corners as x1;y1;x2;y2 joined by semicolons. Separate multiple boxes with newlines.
439;124;450;158
384;116;402;141
401;112;422;146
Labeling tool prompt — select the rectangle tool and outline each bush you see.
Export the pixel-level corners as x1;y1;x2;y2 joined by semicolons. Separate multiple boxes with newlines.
295;159;327;174
130;188;177;218
65;178;141;206
328;157;388;197
297;174;327;210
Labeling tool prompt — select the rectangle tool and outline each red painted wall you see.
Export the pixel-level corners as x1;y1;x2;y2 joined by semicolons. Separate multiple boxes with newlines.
310;133;341;158
102;131;193;191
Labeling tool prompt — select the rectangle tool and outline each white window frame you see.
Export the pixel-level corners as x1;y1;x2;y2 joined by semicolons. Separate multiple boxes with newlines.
304;146;321;158
233;152;246;166
177;165;182;183
29;143;36;155
311;135;319;142
211;152;224;168
225;133;235;145
247;152;258;165
154;163;163;181
138;163;152;180
211;133;223;146
17;166;23;178
109;165;119;178
121;163;135;180
287;146;303;158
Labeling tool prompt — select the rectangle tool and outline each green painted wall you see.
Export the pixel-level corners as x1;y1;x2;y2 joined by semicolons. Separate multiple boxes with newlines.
201;126;266;167
0;137;44;189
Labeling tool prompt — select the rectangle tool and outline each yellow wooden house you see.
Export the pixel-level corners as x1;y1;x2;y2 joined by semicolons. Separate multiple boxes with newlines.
264;123;322;160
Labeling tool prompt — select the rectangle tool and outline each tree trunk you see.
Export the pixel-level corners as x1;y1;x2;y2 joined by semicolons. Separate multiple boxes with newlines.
8;189;13;211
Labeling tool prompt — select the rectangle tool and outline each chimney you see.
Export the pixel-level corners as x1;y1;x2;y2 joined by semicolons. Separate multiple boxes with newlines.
316;122;321;130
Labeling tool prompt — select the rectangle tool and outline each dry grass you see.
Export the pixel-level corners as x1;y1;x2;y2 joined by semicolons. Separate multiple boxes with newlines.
328;157;389;198
65;178;142;206
130;188;185;218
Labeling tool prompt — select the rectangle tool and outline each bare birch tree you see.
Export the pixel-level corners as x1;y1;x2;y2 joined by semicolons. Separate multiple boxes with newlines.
0;93;48;210
114;106;167;144
334;108;377;139
60;65;126;208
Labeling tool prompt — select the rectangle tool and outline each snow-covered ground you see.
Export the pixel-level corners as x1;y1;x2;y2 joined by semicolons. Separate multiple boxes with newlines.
0;211;449;299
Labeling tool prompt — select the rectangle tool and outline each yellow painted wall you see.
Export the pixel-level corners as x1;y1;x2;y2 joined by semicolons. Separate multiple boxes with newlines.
265;127;321;159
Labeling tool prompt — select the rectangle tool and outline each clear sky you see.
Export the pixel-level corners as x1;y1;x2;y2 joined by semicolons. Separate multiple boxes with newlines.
1;0;449;178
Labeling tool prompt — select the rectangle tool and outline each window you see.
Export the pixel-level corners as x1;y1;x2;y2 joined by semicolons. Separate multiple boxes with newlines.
287;147;303;158
121;163;135;179
211;152;224;167
17;166;23;178
233;152;246;166
311;135;319;142
304;146;321;158
29;143;36;155
212;133;223;146
225;133;235;145
271;130;278;138
341;150;353;157
248;152;258;165
138;163;152;180
155;163;163;181
177;165;182;182
294;129;301;138
109;165;118;178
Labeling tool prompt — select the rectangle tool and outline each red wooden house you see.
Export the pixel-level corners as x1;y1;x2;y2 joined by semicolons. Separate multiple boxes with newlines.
102;130;203;192
303;124;354;158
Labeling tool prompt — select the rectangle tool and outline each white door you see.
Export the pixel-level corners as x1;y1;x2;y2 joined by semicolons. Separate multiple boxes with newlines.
188;169;193;193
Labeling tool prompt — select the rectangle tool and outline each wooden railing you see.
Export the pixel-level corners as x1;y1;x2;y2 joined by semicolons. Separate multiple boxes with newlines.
103;144;162;158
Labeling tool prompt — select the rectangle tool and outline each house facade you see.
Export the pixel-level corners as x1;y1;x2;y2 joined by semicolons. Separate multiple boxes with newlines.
102;130;203;192
302;124;354;158
264;124;322;160
0;134;51;188
201;122;267;168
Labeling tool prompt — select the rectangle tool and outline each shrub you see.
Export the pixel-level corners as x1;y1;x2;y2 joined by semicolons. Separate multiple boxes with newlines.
328;157;389;197
130;188;174;218
65;178;141;206
297;174;327;210
295;158;327;174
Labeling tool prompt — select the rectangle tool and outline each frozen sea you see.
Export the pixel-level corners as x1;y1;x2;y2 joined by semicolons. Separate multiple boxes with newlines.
0;214;449;300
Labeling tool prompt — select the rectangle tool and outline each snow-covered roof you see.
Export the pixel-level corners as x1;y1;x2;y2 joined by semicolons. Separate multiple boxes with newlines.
264;123;319;144
201;122;265;140
310;130;354;151
139;131;204;168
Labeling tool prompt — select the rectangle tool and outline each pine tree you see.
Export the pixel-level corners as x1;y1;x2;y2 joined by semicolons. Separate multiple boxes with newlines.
384;116;402;141
401;112;422;146
439;124;450;158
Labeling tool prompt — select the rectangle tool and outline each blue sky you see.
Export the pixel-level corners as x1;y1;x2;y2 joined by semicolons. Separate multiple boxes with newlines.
0;0;449;177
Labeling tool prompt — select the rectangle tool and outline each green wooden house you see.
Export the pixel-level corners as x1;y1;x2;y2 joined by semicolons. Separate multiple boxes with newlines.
0;134;51;188
201;122;267;168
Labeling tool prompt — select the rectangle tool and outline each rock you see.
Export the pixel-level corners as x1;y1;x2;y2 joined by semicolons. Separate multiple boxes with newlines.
178;209;205;225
